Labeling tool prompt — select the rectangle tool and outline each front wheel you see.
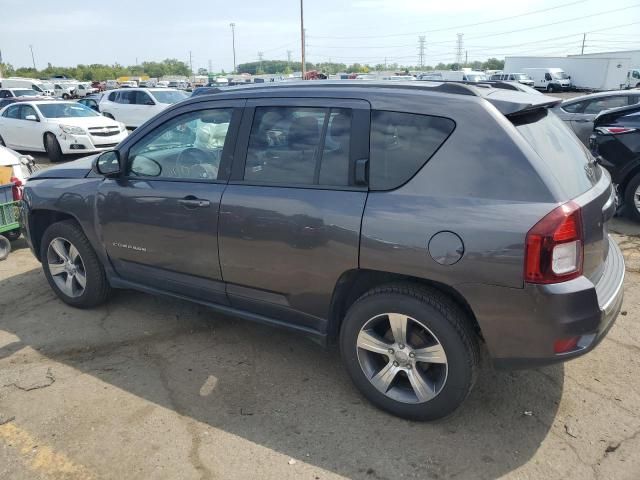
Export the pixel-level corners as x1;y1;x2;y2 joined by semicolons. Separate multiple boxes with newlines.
41;220;111;308
44;133;63;163
62;93;70;100
0;236;10;260
624;173;640;222
340;284;479;421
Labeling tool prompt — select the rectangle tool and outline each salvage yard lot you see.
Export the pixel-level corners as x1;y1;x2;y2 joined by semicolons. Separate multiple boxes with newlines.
1;94;640;478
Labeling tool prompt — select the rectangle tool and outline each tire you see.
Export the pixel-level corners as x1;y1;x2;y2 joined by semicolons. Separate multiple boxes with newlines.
546;84;553;93
340;283;479;421
624;172;640;223
62;93;70;100
44;133;64;163
4;229;20;241
0;236;10;260
40;220;111;308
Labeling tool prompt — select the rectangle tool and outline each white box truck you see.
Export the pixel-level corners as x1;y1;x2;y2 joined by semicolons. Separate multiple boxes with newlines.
1;77;55;96
505;56;631;91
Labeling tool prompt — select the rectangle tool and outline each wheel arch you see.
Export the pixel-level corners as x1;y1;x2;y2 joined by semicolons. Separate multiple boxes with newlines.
28;209;81;262
618;160;640;196
327;269;482;344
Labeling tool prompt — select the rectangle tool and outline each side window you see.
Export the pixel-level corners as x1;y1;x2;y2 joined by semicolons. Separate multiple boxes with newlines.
0;90;9;98
3;105;21;119
583;96;628;114
634;71;640;79
128;108;233;181
108;91;117;101
370;110;455;191
630;95;640;105
19;105;37;120
544;73;552;81
135;91;153;105
244;106;351;186
561;101;585;114
117;91;135;104
508;74;515;80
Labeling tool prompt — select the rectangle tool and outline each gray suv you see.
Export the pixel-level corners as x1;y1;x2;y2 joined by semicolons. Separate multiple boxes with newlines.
21;82;625;420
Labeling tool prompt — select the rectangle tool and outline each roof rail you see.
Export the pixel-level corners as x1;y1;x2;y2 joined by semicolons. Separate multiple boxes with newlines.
191;80;481;98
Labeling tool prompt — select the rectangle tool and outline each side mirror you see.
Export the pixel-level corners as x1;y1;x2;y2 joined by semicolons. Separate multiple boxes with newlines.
25;114;38;122
93;150;121;177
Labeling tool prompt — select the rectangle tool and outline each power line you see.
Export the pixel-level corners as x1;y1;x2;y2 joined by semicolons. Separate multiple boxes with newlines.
308;0;586;39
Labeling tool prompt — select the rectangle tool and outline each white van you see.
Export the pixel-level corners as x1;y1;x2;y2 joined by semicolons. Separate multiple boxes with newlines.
53;82;77;99
521;68;571;92
1;77;55;96
627;68;640;89
437;71;487;82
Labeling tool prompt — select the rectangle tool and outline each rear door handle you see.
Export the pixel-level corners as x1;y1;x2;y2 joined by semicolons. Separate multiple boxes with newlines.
574;119;591;123
178;197;211;209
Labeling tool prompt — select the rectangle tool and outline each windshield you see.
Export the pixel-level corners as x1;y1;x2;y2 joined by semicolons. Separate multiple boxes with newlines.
14;89;38;97
465;74;487;82
150;90;189;104
552;71;569;80
36;102;99;118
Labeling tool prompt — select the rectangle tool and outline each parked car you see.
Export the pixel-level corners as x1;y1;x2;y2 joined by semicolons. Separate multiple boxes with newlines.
20;81;625;420
522;68;572;92
53;83;77;99
76;95;102;112
0;101;128;162
0;78;55;96
589;103;640;221
553;91;640;146
156;81;170;88
489;73;534;87
74;83;98;98
105;80;119;90
98;88;189;128
0;95;55;111
0;88;40;99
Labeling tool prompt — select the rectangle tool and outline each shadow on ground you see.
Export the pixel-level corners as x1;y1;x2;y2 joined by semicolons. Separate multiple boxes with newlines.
0;267;563;479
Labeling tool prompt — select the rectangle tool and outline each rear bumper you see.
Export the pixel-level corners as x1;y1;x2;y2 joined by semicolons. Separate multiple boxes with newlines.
459;236;625;369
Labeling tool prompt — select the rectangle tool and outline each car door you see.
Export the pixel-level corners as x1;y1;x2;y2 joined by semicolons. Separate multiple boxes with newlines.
15;104;42;149
572;95;631;145
218;97;370;333
0;104;23;147
131;90;157;127
96;99;243;304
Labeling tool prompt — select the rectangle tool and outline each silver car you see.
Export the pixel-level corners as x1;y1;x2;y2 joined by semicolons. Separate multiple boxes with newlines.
553;90;640;145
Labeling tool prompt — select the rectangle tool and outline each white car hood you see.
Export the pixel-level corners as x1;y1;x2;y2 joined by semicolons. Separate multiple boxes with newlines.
45;116;121;129
0;146;21;166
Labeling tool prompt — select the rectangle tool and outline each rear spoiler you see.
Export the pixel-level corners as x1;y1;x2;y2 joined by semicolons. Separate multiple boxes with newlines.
594;103;640;126
480;89;562;116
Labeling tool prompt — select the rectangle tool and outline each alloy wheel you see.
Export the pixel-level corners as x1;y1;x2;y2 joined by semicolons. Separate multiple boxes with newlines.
634;185;640;213
46;237;87;298
356;313;448;404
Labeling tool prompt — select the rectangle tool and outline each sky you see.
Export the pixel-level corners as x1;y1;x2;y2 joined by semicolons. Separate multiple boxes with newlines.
1;0;639;71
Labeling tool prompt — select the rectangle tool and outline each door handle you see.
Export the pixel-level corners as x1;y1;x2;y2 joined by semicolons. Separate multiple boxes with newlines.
575;119;591;123
178;197;211;209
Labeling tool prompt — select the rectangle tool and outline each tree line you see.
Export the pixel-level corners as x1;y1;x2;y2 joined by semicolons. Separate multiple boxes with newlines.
0;59;192;81
0;57;505;80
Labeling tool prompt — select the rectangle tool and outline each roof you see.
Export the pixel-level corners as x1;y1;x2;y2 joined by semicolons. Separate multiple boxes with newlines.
561;90;639;104
188;80;561;116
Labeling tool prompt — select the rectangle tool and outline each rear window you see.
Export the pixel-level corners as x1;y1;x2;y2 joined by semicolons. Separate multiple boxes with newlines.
370;111;455;190
513;109;598;198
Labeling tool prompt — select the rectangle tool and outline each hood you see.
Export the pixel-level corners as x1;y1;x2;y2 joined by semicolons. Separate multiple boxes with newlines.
28;154;98;180
46;115;121;129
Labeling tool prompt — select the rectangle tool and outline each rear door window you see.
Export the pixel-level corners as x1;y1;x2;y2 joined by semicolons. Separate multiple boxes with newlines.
513;109;598;198
583;96;629;114
244;106;351;186
369;110;455;190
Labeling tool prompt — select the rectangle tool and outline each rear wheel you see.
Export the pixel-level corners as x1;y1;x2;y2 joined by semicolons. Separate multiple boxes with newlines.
4;229;20;241
0;236;10;260
546;84;553;93
340;283;479;421
44;133;63;163
41;220;111;308
624;173;640;222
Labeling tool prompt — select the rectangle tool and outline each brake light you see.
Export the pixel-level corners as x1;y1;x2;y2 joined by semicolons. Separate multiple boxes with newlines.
525;201;583;284
595;126;636;135
10;176;23;201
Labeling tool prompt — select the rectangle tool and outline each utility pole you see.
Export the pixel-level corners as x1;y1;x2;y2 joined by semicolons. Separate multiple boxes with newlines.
230;23;237;73
287;50;292;70
418;36;426;69
581;33;586;55
208;59;213;74
465;50;468;67
29;44;36;70
300;0;306;79
455;33;463;66
384;56;387;70
258;51;264;73
189;51;193;80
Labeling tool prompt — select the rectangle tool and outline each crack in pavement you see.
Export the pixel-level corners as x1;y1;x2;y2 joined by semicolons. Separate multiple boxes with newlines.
1;367;55;392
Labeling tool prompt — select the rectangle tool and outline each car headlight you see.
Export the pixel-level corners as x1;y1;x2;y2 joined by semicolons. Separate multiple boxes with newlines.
59;124;86;135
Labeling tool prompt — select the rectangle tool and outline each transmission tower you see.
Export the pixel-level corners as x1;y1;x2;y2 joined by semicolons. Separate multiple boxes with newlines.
258;51;264;73
418;36;426;69
455;33;464;66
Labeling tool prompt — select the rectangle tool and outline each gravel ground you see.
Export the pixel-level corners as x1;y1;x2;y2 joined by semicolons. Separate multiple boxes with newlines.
1;95;639;479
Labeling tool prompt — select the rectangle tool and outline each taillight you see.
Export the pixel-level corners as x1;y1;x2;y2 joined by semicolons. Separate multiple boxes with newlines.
595;126;636;135
10;176;23;201
525;201;583;284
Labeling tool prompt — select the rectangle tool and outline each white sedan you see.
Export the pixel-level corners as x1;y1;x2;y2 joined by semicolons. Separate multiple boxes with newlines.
0;101;128;162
